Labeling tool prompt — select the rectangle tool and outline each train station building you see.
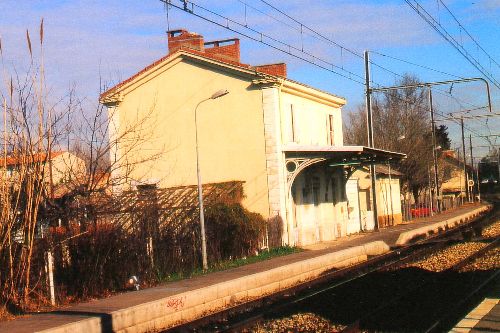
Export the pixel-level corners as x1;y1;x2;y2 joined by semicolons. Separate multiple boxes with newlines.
100;29;405;246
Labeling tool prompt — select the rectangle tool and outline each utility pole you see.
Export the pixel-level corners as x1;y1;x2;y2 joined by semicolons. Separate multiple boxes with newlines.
476;163;481;202
429;88;440;212
460;118;470;202
469;134;474;201
365;51;378;231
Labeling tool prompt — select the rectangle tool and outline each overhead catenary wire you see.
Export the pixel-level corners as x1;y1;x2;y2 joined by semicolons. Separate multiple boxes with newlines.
367;53;484;111
438;113;500;121
404;0;500;89
161;0;366;84
166;0;489;113
163;0;496;150
436;0;500;70
370;50;465;80
256;0;364;59
251;0;487;112
364;74;494;148
253;2;495;133
244;0;497;114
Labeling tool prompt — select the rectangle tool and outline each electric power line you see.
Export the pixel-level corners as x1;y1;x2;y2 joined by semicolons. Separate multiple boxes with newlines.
161;0;366;84
404;0;500;89
370;50;464;80
436;0;500;70
163;0;496;149
251;0;486;112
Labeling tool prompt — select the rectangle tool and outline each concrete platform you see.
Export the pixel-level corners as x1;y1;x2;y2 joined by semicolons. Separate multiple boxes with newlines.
0;203;492;333
395;205;491;246
450;298;499;332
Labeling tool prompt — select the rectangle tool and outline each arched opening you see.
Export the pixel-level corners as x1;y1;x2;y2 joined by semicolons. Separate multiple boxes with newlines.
287;160;345;246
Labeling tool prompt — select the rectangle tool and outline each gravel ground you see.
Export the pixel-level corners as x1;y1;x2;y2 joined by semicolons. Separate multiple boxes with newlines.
249;313;348;333
242;220;500;333
403;242;489;272
460;247;500;272
482;219;500;238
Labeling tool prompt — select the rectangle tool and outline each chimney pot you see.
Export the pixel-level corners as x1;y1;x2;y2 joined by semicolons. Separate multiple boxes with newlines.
167;29;204;53
204;38;241;64
253;63;287;77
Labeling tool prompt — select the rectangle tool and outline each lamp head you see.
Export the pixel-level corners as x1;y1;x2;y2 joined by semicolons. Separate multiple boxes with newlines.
210;89;229;100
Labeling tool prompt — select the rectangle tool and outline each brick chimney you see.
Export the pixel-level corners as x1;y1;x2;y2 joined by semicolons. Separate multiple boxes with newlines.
167;29;290;72
253;63;287;77
204;38;241;64
167;29;205;53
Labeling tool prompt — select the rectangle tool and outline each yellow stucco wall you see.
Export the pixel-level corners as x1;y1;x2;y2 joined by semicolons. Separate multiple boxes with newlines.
352;168;403;227
442;169;466;193
111;58;271;217
51;152;86;185
375;177;403;226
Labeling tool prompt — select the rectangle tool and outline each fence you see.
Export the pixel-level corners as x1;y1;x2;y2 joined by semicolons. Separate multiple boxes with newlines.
2;181;283;309
401;193;465;222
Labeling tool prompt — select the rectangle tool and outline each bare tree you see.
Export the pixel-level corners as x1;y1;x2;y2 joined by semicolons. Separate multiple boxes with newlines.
344;74;435;200
0;20;165;312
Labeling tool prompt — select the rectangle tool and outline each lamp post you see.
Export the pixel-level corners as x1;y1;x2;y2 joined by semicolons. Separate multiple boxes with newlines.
195;89;229;270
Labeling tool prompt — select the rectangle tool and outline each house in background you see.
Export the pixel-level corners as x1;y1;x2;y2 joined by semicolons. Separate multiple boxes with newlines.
1;151;86;198
100;29;405;246
440;150;474;202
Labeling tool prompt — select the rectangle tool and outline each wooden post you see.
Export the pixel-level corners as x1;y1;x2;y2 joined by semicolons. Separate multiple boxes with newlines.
46;250;55;306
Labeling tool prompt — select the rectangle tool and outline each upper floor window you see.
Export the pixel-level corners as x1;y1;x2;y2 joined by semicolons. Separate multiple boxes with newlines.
290;104;297;143
328;114;334;145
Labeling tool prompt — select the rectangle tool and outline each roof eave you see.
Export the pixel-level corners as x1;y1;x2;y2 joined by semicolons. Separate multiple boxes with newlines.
99;50;347;108
282;145;407;163
99;50;273;105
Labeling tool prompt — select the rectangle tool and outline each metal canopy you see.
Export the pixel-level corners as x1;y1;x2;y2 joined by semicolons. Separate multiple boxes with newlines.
282;145;406;194
283;145;406;163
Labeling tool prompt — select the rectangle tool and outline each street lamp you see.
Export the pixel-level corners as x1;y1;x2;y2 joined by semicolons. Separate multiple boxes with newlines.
195;89;229;270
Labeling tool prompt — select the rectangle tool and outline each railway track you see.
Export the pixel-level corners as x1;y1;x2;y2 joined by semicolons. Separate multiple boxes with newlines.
166;203;499;332
339;238;499;333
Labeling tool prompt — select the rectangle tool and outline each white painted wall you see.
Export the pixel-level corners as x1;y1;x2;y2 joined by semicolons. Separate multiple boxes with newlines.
289;165;346;246
279;92;343;147
346;178;361;235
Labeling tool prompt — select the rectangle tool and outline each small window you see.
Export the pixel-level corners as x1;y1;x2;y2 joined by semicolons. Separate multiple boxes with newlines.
328;114;334;145
290;104;296;143
137;184;157;191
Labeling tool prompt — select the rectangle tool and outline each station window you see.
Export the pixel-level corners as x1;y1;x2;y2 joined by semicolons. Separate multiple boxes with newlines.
290;104;296;143
328;114;334;145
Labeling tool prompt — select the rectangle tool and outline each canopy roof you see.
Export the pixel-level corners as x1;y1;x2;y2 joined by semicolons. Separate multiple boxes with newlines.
282;145;406;166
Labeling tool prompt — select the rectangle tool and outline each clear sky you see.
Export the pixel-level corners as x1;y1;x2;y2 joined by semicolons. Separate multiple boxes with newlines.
0;0;498;158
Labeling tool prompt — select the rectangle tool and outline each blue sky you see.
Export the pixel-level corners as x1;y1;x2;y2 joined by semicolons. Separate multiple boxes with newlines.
0;0;498;158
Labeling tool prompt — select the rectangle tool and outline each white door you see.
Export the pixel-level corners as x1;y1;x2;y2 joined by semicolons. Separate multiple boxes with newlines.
346;178;361;235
